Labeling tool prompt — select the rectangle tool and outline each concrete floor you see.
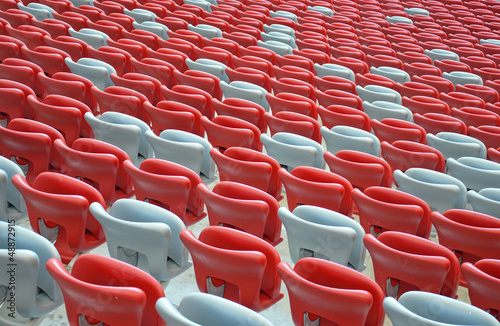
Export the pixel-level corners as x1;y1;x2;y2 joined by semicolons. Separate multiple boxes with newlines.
16;180;472;326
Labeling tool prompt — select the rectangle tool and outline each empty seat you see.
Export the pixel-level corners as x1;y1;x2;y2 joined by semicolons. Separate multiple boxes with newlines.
352;186;432;238
278;258;385;326
355;84;402;104
468;188;500;219
413;113;467;135
321;125;381;156
144;100;204;138
197;181;283;246
381;140;446;172
317;105;372;131
384;291;500;326
365;231;460;298
447;157;500;191
261;132;325;170
201;116;262;152
426;131;487;159
362;101;413;121
279;205;366;270
65;57;115;91
371;118;427;144
264;111;322;143
12;172;106;264
90;199;191;282
180;226;284;311
46;254;166;326
155;293;273;326
325;150;393;191
394;168;468;213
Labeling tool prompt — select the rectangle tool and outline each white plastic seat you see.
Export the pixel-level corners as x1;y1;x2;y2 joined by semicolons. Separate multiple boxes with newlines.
362;101;413;122
394;167;468;213
370;66;411;84
278;205;366;271
184;0;212;11
188;24;222;39
404;7;429;15
307;5;334;16
424;49;460;62
17;2;53;20
386;16;414;24
90;200;192;282
426;132;487;160
256;40;294;56
447;157;500;191
68;27;109;49
123;8;156;23
133;21;169;40
270;10;298;22
260;32;296;49
185;58;228;83
442;71;483;86
263;24;295;37
0;222;63;326
219;80;269;111
67;0;91;6
0;156;27;222
99;111;153;161
84;112;143;166
65;57;116;91
355;85;402;104
314;63;356;82
261;132;325;170
145;129;215;179
384;291;500;326
320;125;381;156
468;188;500;218
155;293;273;326
480;38;500;46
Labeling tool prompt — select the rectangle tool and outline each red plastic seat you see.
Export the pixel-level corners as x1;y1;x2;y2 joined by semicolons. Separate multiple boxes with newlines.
451;107;500;127
315;89;363;110
413;112;468;134
211;97;266;133
46;254;165;326
396;51;433;65
173;69;222;101
225;66;271;93
384;131;441;165
146;47;188;72
271;65;315;84
371;118;427;144
411;74;454;93
201;116;262;152
352;185;433;237
278;258;385;326
266;93;318;119
0;87;25;124
278;166;354;217
324;150;393;191
473;66;500;81
440;92;486;110
329;56;369;74
394;81;440;98
0;121;54;184
434;59;472;73
144;100;203;137
461;56;497;70
355;73;396;89
5;24;46;50
313;75;357;93
28;94;93;146
366;54;404;69
461;259;500;321
123;158;206;226
364;231;460;298
455;83;500;103
330;45;366;61
53;139;133;207
106;38;147;60
180;226;284;311
86;46;131;76
211;146;282;200
0;35;23;61
403;62;442;76
91;86;149;123
129;57;175;88
317;105;371;131
20;46;69;77
197;181;283;246
468;125;500;149
161;84;214;120
431;209;500;285
268;77;316;100
402;95;451;115
0;60;42;100
110;72;162;105
13;172;106;263
264;111;321;143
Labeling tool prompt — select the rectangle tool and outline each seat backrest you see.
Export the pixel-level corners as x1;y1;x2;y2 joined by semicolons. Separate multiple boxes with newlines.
46;254;166;326
364;232;459;299
381;140;446;173
321;125;381;156
180;227;283;311
426;132;487;160
447;157;500;192
384;291;500;326
352;186;432;238
90;200;191;282
0;156;26;221
278;258;385;326
467;188;500;219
